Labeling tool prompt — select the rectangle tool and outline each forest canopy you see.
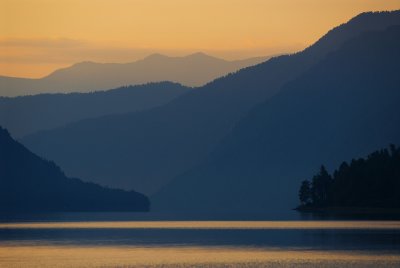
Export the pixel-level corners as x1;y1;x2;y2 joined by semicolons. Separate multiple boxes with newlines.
298;145;400;209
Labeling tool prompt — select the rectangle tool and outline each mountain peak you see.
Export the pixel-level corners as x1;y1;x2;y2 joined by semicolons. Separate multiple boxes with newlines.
72;61;98;66
0;126;10;138
143;52;217;61
187;52;208;57
143;53;169;60
186;52;219;60
302;9;400;58
349;10;400;23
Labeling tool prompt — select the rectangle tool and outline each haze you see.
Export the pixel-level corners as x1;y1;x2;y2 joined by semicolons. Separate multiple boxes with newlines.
1;0;399;78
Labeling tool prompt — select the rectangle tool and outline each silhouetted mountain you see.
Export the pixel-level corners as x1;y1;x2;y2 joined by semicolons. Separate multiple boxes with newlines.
297;145;400;209
0;82;189;137
0;126;149;212
22;11;400;196
0;53;267;96
153;26;400;213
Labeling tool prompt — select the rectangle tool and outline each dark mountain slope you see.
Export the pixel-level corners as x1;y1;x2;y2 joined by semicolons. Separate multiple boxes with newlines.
22;11;400;196
0;82;189;137
153;26;400;213
0;126;149;212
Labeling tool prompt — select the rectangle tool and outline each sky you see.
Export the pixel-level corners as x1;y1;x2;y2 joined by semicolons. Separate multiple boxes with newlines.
1;0;399;78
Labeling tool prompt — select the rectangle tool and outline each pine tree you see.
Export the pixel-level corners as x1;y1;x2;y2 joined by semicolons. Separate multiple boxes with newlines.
299;180;311;205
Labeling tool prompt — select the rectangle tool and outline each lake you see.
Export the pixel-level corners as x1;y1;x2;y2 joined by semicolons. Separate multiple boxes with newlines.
1;213;400;267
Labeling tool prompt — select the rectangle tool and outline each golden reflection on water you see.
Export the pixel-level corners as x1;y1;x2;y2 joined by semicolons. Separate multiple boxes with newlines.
1;221;400;267
1;245;400;268
1;220;400;229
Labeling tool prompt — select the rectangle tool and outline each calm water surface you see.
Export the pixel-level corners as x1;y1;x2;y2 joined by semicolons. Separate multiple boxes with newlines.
1;213;400;267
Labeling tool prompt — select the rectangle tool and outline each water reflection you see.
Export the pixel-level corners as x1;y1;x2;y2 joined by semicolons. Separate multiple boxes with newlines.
1;211;400;222
1;219;400;267
1;245;400;268
1;221;400;251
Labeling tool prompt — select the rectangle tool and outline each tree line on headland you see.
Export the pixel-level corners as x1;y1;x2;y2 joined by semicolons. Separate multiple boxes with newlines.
298;145;400;211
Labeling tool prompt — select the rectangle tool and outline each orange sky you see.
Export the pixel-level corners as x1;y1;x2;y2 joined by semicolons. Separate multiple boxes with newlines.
1;0;399;78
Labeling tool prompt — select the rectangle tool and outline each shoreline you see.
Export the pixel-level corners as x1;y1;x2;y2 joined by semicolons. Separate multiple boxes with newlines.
294;206;400;215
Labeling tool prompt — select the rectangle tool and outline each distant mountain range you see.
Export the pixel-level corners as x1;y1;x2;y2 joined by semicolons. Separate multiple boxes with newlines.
153;25;400;213
0;82;190;137
0;53;267;97
0;126;149;212
22;10;400;201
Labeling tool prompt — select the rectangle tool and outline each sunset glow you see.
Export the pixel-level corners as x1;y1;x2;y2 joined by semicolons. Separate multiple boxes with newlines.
1;0;399;78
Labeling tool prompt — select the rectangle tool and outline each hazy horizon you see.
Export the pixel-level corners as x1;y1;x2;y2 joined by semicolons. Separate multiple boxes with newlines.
1;0;399;78
0;51;269;79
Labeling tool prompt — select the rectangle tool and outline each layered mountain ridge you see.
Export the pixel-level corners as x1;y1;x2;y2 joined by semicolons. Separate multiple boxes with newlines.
0;53;267;97
21;11;400;208
0;126;150;212
153;25;400;213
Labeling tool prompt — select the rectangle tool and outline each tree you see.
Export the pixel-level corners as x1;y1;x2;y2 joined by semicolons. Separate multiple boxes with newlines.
298;145;400;209
311;165;332;206
299;180;311;205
